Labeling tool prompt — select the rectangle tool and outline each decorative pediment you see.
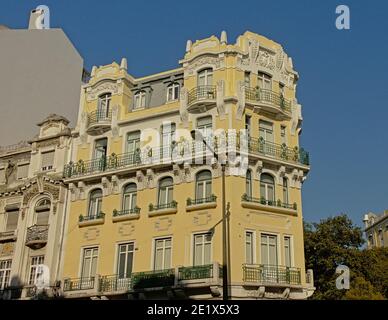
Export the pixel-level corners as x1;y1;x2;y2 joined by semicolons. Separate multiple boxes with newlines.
86;80;120;101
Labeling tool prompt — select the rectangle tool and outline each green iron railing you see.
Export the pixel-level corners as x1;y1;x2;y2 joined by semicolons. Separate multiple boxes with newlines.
113;207;140;217
241;194;297;210
131;269;175;289
99;275;131;293
79;212;105;222
149;201;177;212
178;264;213;280
187;85;217;106
63;277;95;291
87;109;112;126
245;87;291;113
242;264;301;285
186;195;217;206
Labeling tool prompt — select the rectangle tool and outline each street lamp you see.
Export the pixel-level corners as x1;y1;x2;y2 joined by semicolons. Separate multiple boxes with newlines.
190;130;229;300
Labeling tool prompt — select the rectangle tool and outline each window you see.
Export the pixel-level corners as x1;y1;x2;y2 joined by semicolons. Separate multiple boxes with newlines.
0;260;11;290
244;72;251;87
282;178;289;205
197;68;213;86
284;236;292;267
281;126;286;145
41;151;54;171
154;238;172;270
28;256;44;285
368;234;374;247
261;234;278;265
193;233;212;266
122;183;137;211
126;131;140;154
195;170;212;200
259;120;274;142
81;247;98;280
245;115;251;138
17;163;29;179
257;72;271;90
246;170;252;198
93;138;107;160
134;90;146;109
88;189;103;217
245;232;254;264
167;83;180;101
35;198;50;225
158;177;173;206
260;173;275;203
117;243;134;279
98;93;111;115
161;123;176;158
5;209;19;232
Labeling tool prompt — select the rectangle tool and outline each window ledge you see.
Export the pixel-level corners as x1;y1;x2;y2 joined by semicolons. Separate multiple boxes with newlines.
148;208;177;217
241;201;297;216
112;213;140;223
186;202;217;212
78;217;105;227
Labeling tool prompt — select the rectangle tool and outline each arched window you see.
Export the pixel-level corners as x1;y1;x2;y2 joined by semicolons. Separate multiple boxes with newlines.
122;183;137;211
98;93;111;117
282;177;288;204
158;177;173;206
134;90;146;109
246;170;252;198
197;68;213;86
260;173;275;203
35;198;51;225
196;170;212;200
88;189;103;217
167;83;180;102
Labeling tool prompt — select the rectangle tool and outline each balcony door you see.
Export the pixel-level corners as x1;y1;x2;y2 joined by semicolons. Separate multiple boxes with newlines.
154;238;172;270
98;93;111;118
261;234;278;266
117;243;134;279
81;247;98;288
193;233;212;266
93;138;108;171
197;69;213;86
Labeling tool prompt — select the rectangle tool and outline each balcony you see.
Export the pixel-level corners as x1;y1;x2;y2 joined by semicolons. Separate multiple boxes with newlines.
186;195;217;212
131;269;175;290
148;201;177;217
241;194;297;216
63;277;97;294
245;87;291;117
86;109;112;135
25;225;48;249
99;275;131;294
187;85;217;113
243;264;301;286
78;212;105;227
112;207;140;222
0;230;17;243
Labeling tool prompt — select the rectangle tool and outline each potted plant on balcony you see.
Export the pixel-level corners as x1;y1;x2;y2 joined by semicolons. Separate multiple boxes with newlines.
260;196;266;205
78;214;84;222
241;193;248;202
171;200;178;208
293;202;298;210
277;199;282;207
149;203;154;212
113;209;118;217
186;197;192;206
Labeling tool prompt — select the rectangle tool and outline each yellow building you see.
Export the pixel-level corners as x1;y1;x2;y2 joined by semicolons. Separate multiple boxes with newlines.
61;31;314;299
363;211;388;248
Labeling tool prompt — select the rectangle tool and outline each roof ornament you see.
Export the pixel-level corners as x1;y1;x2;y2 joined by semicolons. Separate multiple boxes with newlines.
186;40;192;53
120;58;128;71
220;30;227;44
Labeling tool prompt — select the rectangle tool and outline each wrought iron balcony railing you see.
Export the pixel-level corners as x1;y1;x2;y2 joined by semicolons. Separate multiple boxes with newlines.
241;194;297;210
79;212;105;222
63;136;309;178
63;277;95;291
245;87;291;113
178;264;213;280
131;269;175;289
187;85;217;106
87;109;112;126
99;275;131;293
26;225;48;244
186;195;217;206
149;201;177;212
242;264;301;285
113;207;140;217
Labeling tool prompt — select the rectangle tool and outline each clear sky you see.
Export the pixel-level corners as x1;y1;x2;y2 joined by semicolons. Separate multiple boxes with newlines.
1;0;387;226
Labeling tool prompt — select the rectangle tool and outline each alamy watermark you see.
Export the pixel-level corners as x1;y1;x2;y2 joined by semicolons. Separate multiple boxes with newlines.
335;5;350;30
335;264;350;290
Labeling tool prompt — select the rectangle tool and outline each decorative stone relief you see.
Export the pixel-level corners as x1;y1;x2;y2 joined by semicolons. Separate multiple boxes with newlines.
193;212;212;226
111;105;120;139
36;138;60;149
236;81;245;120
216;80;225;119
86;81;119;101
78;181;86;200
101;177;110;196
155;217;172;232
185;55;224;77
83;228;100;241
254;160;263;178
118;223;135;237
179;88;189;127
69;183;78;201
0;242;15;257
145;169;155;188
111;175;119;194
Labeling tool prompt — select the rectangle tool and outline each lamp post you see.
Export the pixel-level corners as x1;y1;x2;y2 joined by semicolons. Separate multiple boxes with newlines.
190;130;229;300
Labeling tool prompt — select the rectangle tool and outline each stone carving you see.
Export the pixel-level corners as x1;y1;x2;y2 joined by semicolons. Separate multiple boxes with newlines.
155;217;172;231
186;55;223;76
236;81;245;120
86;81;119;101
83;228;100;241
118;223;135;237
258;50;276;70
4;160;16;185
179;88;189;126
193;212;212;226
216;80;225;119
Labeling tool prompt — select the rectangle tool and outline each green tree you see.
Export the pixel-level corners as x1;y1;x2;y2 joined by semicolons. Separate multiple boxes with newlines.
304;214;387;300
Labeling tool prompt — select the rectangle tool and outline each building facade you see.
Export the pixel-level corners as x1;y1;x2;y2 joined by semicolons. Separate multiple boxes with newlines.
0;115;72;299
61;31;314;300
363;211;388;248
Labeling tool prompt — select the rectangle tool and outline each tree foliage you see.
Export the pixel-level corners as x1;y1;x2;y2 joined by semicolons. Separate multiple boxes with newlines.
304;214;387;300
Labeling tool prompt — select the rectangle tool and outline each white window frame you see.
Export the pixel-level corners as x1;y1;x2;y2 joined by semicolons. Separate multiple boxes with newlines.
153;237;172;270
126;131;140;154
88;189;103;217
0;260;12;290
245;230;256;264
167;83;180;102
134;91;146;109
197;68;213;86
282;177;289;205
116;242;134;279
192;232;212;266
122;184;137;211
260;233;279;266
28;255;44;285
260;173;275;202
98;93;111;114
283;235;293;267
41;150;55;172
259;120;274;142
158;177;174;206
257;72;272;90
80;247;99;280
195;170;212;200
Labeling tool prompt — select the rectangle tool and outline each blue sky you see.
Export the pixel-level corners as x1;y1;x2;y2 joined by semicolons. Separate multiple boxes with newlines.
1;0;388;226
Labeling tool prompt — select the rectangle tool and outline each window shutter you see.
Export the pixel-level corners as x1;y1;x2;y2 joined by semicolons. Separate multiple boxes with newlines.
6;210;19;231
41;151;55;169
36;210;49;225
17;164;29;179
